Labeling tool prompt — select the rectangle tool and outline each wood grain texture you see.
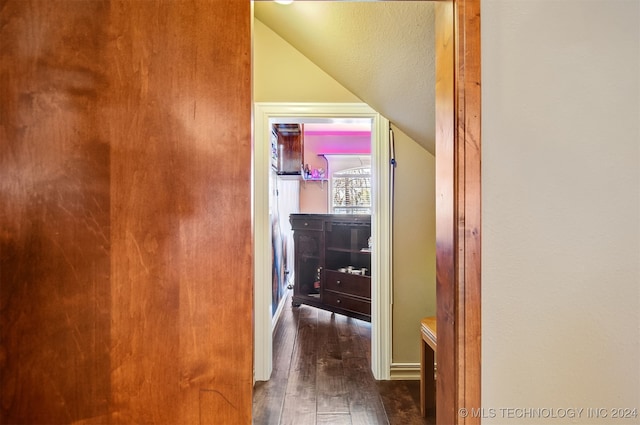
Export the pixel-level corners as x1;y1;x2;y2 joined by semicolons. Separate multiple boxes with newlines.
254;296;431;424
252;293;299;424
106;1;253;424
316;310;350;414
1;1;253;423
336;317;389;425
420;318;437;417
1;1;482;424
317;413;353;425
455;1;482;423
377;380;432;425
280;306;318;425
1;1;111;423
435;1;482;424
434;2;458;424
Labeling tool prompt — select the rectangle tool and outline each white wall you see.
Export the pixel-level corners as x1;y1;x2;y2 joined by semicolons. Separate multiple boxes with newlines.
270;172;299;316
482;1;640;423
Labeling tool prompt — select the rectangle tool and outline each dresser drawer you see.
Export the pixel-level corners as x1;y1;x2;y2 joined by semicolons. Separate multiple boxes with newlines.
290;217;324;231
324;270;370;298
323;291;371;316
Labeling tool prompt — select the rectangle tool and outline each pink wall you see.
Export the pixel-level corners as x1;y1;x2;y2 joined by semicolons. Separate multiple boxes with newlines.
302;132;371;172
299;131;371;214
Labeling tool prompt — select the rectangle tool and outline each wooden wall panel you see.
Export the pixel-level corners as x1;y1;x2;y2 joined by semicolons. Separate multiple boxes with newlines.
0;2;112;423
107;1;252;424
1;1;253;424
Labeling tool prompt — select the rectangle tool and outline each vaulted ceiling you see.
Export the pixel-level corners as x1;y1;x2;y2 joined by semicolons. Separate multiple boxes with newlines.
254;1;436;154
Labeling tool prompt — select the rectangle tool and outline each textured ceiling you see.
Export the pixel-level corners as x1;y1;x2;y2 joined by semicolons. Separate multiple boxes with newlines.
254;1;436;154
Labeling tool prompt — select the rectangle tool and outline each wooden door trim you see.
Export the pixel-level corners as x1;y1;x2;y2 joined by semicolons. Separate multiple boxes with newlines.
455;2;481;423
435;0;481;424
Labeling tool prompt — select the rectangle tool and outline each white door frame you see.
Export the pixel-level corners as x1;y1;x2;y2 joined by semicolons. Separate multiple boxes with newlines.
253;102;392;381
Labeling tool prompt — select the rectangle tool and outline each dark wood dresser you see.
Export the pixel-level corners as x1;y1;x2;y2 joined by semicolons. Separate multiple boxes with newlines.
290;213;371;322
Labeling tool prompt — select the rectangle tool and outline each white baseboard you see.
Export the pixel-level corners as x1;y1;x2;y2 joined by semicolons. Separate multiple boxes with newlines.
271;288;290;332
389;362;421;380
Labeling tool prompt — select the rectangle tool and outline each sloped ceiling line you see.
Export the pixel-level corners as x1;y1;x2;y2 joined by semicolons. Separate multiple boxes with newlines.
255;1;436;154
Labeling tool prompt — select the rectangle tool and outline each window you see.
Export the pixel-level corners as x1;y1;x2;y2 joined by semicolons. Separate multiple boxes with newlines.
332;166;371;214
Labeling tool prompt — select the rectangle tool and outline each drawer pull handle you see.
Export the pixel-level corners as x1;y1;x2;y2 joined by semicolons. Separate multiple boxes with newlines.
336;280;341;285
304;222;308;226
336;299;341;304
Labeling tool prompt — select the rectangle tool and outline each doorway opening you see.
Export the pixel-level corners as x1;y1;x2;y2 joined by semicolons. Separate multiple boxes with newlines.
254;102;392;382
251;2;482;424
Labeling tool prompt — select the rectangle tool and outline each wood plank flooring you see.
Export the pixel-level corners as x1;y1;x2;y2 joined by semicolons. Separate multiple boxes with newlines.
253;293;433;425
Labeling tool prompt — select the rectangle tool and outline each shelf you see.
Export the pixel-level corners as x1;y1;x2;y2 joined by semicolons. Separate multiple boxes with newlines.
276;173;302;181
326;269;370;278
301;177;328;188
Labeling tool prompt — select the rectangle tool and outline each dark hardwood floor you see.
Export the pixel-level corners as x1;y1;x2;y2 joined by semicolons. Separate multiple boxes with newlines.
253;292;434;425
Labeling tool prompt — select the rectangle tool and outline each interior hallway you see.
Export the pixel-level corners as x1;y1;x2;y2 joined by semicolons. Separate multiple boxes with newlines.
253;292;433;425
